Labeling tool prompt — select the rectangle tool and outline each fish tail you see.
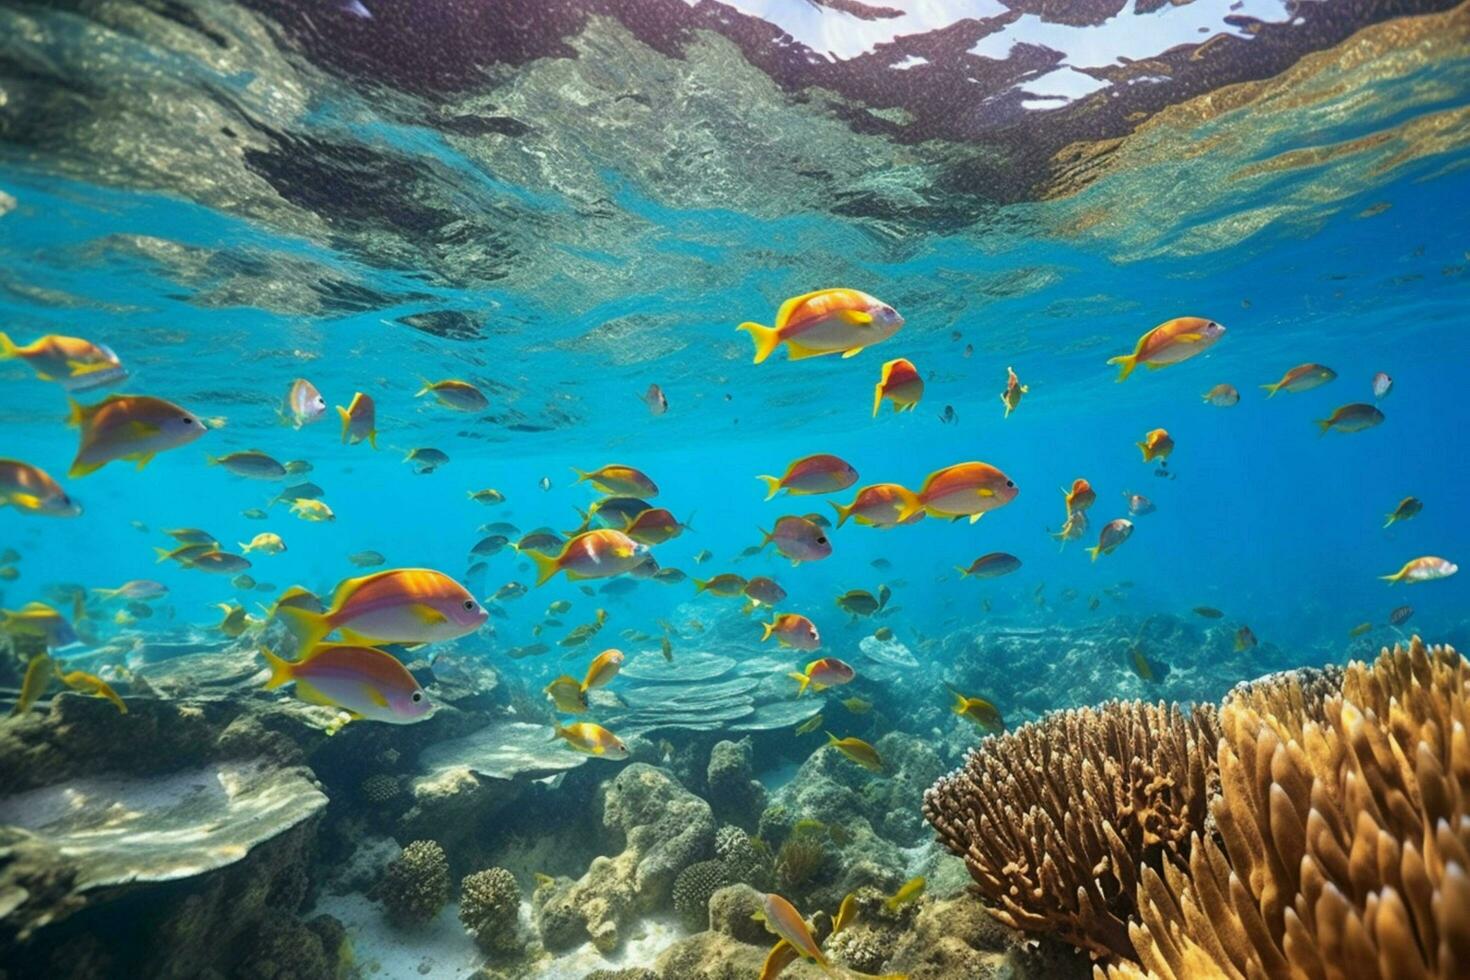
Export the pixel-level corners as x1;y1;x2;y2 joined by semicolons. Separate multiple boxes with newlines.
237;541;253;553
1106;354;1136;382
692;578;710;594
755;475;781;501
0;332;16;360
530;550;561;587
1315;418;1332;436
954;566;970;578
259;647;294;690
1136;442;1151;462
830;500;851;529
336;405;350;443
153;547;174;563
65;397;89;429
736;321;781;365
788;672;810;696
872;381;884;418
949;689;966;714
761;620;776;642
1261;382;1281;398
1087;545;1101;563
414;377;433;398
1379;572;1401;585
570;467;590;484
368;428;378;450
893;486;923;523
275;605;330;649
757;526;774;550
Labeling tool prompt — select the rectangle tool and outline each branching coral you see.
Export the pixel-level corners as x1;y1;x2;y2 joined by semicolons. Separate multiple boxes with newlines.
923;699;1220;959
379;840;450;927
1103;637;1470;980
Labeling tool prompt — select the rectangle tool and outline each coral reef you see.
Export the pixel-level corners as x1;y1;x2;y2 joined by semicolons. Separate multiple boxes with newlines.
533;763;714;952
359;773;400;804
705;737;766;830
458;867;523;954
714;825;771;891
923;699;1220;959
706;883;769;945
1104;638;1470;979
379;840;451;927
672;859;732;930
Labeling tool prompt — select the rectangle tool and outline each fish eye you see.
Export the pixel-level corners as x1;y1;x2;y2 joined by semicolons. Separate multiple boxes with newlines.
411;691;423;703
463;599;476;610
181;416;195;425
1005;480;1015;488
817;536;828;545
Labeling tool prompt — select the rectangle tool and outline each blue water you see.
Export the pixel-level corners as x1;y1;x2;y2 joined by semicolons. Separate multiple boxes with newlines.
1;6;1467;720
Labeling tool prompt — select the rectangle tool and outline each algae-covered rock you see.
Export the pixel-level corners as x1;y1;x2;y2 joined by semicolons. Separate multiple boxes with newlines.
379;839;451;927
704;738;765;830
533;763;713;953
706;883;768;945
654;929;827;980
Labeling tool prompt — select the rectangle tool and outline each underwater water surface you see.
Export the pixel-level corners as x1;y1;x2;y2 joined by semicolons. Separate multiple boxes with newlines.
1;1;1468;979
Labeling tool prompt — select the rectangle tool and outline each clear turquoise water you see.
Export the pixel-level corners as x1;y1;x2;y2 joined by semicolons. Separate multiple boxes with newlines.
1;0;1467;713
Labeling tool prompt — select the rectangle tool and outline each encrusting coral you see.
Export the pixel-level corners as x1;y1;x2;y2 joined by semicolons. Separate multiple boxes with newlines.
379;839;451;926
923;699;1220;959
1102;637;1470;980
458;867;522;954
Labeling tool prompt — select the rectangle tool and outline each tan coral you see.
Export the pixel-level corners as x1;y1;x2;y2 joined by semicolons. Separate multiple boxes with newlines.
923;700;1220;959
1103;637;1470;980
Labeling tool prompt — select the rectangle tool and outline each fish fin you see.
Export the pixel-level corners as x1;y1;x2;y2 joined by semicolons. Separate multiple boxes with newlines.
954;566;969;577
0;332;15;360
1174;332;1203;343
893;487;923;523
1315;418;1332;436
367;428;378;450
132;453;156;471
872;380;884;417
1383;514;1397;528
530;550;560;587
757;526;773;550
830;500;851;528
968;513;983;525
1087;545;1101;563
1261;383;1281;398
338;627;374;645
336;406;351;443
411;603;448;625
841;346;864;358
260;647;294;690
364;685;389;708
414;377;433;398
736;321;781;365
950;690;967;714
755;475;782;501
1136;442;1151;461
692;578;709;594
840;309;873;326
66;358;115;376
783;341;827;362
291;679;337;708
1106;354;1136;382
788;672;810;696
238;542;252;553
1379;573;1401;584
761;621;775;642
67;452;104;478
275;605;332;649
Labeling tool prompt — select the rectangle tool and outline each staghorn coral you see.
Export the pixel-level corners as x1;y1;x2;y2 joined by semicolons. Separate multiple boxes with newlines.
379;840;451;927
1103;638;1470;980
672;859;732;930
459;867;522;954
923;699;1219;959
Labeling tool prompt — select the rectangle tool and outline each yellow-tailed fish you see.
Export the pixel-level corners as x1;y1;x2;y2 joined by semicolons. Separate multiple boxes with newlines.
1062;478;1096;515
262;644;431;723
752;893;828;967
830;483;923;529
1380;556;1457;585
762;613;821;651
956;553;1021;579
10;653;53;715
794;714;823;735
885;876;925;911
1384;496;1423;528
738;288;903;364
207;450;286;480
621;507;690;545
758;940;799;980
873;357;922;416
290;499;335;522
529;529;648;586
55;667;127;714
757;454;858;500
1316;403;1384;435
215;603;256;638
1262;363;1336;397
833;893;859;935
1107;317;1225;381
274;568;487;647
1137;428;1173;463
1088;519;1134;562
571;464;658;497
694;573;748;597
554;721;629;758
581;648;624;690
545;675;588;713
1348;622;1373;637
66;395;206;477
0;332;125;386
1;602;78;648
1000;366;1027;418
904;462;1017;523
416;378;488;412
949;688;1004;733
336;392;377;447
825;732;882;771
788;657;854;696
0;459;82;517
468;488;506;505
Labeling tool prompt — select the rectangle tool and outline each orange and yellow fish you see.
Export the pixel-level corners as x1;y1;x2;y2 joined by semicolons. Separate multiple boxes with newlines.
788;657;854;696
1107;317;1225;381
759;516;832;564
830;483;923;529
275;568;487;648
762;613;821;651
416;378;488;412
529;529;648;586
337;392;377;447
1262;363;1336;397
903;462;1017;524
757;454;858;500
0;332;124;387
572;464;659;497
66;395;206;477
1137;429;1174;463
825;733;883;771
1088;519;1134;562
262;643;431;723
1000;366;1027;418
0;459;81;517
753;893;829;969
738;289;904;364
554;721;629;758
872;357;923;416
1380;556;1457;585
